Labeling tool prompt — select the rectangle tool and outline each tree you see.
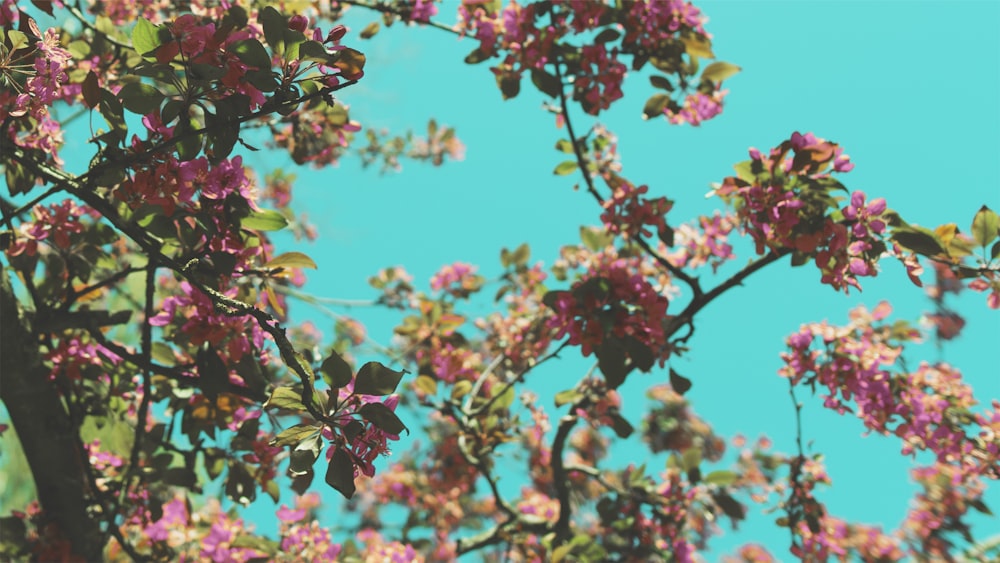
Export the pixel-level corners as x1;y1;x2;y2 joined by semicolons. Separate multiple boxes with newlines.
1;1;998;561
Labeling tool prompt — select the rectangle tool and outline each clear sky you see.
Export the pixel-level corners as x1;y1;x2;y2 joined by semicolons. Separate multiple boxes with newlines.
263;0;1000;556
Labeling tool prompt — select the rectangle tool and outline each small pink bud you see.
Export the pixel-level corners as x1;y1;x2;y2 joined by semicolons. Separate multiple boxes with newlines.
288;15;308;33
327;25;347;44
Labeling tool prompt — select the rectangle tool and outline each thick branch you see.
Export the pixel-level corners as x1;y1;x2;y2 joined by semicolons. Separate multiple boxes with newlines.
0;268;103;561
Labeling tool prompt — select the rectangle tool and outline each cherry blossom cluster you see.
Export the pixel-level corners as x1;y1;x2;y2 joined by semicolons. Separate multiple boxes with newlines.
5;199;97;258
666;88;727;126
599;180;673;240
545;256;669;358
663;212;738;272
715;133;894;291
429;261;484;298
456;0;724;120
780;302;998;476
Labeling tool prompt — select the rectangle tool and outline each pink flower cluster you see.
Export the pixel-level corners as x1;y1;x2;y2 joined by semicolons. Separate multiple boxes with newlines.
546;257;669;358
780;302;996;473
332;381;404;478
5;199;97;258
429;261;482;297
151;281;267;363
600;181;673;239
457;1;713;117
717;133;892;291
664;212;738;272
574;44;627;113
5;29;71;121
666;88;727;126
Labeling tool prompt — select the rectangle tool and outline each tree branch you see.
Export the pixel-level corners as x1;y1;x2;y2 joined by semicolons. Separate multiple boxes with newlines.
0;268;104;561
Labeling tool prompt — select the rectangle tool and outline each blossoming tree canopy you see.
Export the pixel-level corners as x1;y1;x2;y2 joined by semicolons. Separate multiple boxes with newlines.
1;0;999;562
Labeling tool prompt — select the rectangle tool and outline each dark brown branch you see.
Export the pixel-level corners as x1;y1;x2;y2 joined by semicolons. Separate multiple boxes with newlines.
0;269;103;561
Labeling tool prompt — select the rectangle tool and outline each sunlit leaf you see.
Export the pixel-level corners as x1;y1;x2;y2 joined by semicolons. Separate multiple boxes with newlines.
132;18;161;58
554;160;579;176
264;387;307;411
701;61;741;82
269;424;319;447
971;205;1000;247
266;251;318;270
242;209;288;231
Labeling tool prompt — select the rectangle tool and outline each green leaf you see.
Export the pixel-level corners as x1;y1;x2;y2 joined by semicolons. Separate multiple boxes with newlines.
490;384;515;412
680;31;714;59
891;227;945;257
714;491;746;521
173;118;203;161
609;413;633;439
333;47;366;80
132;18;161;58
288;447;318;476
299;40;334;64
264;387;308;411
642;93;671;120
242;209;288;231
451;380;473;401
701;61;741;82
704;470;738;487
225;461;256;505
649;75;673;91
359;402;408;435
319;350;353;389
230;535;279;556
971;205;1000;247
596;338;628;389
118;82;165;115
260;6;286;55
245;69;278;92
530;68;562;98
594;28;621;43
196;346;229;400
208;118;240;162
670;368;692;395
230;39;272;68
555;139;574;153
269;424;319;448
360;21;380;40
354;362;405;396
554;389;583;407
580;226;613;251
497;72;520;100
464;47;490;64
265;251;318;270
6;30;29;51
623;336;655;372
554;160;579;176
414;375;437;395
681;446;702;472
326;447;356;498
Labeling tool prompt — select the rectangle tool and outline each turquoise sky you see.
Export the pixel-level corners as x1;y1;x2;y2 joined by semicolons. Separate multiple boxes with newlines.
264;0;1000;557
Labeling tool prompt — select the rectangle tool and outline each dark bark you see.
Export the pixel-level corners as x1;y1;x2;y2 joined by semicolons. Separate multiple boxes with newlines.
0;268;104;560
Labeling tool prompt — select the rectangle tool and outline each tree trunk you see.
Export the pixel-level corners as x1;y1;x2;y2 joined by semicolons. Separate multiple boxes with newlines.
0;268;104;560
